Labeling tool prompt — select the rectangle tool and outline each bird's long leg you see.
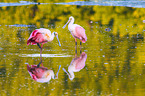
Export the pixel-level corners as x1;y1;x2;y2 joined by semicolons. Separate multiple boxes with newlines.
41;44;43;58
80;41;82;54
37;43;42;57
75;38;77;54
75;53;77;58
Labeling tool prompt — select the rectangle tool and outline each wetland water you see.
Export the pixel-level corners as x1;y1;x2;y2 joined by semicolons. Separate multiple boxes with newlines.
0;0;145;96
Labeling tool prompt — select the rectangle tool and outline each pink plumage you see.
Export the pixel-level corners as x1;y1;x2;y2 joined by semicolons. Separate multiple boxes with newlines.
75;26;87;43
63;16;87;46
63;52;87;80
70;52;87;70
27;64;55;83
27;28;61;56
27;64;44;81
27;29;47;45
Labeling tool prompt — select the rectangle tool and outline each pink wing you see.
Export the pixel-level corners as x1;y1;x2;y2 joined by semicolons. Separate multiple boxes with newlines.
27;30;38;45
27;30;46;45
75;26;87;43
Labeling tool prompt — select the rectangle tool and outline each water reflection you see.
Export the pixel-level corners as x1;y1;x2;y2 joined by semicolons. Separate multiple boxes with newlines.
27;60;61;83
63;52;87;80
0;1;145;95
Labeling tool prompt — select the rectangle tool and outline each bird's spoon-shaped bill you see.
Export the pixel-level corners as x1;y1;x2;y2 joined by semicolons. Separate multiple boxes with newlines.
62;20;70;29
63;68;70;77
55;65;61;79
56;35;61;47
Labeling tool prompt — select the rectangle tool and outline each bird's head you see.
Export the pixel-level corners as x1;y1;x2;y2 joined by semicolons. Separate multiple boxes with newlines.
62;16;75;29
54;32;58;36
54;32;61;47
69;16;74;21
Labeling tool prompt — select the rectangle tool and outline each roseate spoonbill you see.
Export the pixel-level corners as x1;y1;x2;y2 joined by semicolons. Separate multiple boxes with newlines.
63;52;87;80
27;63;61;83
27;28;61;56
63;16;87;53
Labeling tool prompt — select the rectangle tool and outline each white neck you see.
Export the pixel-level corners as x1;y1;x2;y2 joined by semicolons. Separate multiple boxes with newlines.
49;32;55;41
68;19;74;26
50;70;55;79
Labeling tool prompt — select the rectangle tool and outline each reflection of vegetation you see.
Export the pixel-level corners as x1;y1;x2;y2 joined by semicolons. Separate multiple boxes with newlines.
0;1;145;36
0;0;145;96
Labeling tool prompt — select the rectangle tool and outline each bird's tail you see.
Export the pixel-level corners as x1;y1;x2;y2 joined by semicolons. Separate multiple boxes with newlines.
82;35;87;43
27;39;31;45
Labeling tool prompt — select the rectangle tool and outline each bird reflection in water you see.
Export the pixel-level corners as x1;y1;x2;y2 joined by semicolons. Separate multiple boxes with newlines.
63;52;87;80
27;60;61;83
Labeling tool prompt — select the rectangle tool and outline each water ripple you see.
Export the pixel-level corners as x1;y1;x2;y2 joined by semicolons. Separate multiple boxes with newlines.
19;54;72;57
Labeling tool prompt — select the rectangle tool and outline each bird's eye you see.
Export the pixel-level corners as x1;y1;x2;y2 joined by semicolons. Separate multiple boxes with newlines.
54;32;58;36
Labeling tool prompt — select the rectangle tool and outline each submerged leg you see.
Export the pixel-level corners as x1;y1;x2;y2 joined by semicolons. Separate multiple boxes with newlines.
37;43;42;57
40;44;43;57
80;41;82;54
75;39;77;54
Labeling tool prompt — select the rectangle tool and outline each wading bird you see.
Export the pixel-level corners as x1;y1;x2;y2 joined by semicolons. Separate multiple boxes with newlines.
63;16;87;53
27;28;61;57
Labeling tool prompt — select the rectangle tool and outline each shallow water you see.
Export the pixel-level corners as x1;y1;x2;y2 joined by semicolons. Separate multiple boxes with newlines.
0;0;145;96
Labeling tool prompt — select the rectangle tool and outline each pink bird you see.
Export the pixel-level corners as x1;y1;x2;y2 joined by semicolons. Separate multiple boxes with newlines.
63;16;87;51
63;52;87;80
27;28;61;56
